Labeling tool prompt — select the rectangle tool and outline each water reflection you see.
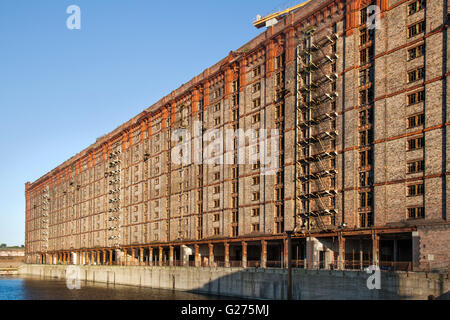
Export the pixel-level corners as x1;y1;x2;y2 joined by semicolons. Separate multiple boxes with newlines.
0;275;229;300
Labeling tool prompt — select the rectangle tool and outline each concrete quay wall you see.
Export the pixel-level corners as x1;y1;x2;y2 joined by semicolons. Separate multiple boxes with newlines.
0;269;19;275
18;264;449;300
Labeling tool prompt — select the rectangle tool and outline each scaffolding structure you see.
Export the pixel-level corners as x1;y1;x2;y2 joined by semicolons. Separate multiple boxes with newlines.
196;93;205;240
166;111;172;242
41;186;50;253
107;150;122;249
295;27;339;232
174;102;189;241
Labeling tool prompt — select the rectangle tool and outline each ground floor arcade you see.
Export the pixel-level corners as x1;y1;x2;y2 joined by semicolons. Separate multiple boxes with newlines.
29;226;429;272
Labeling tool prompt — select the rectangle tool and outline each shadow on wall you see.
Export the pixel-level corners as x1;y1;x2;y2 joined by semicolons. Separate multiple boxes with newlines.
435;291;450;300
18;264;449;300
185;268;450;300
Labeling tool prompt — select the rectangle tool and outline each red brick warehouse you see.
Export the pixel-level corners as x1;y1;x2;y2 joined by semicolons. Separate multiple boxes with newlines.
25;0;449;272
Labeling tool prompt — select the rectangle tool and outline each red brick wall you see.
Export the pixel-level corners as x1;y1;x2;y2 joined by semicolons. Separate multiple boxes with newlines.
418;225;450;270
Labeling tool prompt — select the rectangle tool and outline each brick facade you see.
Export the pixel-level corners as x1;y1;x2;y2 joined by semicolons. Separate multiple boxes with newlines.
25;0;449;271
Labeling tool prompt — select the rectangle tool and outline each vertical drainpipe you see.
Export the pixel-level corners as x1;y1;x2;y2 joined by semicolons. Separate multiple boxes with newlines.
294;42;299;231
222;78;225;237
306;32;312;230
441;0;448;221
286;230;293;300
422;4;428;220
263;46;267;233
341;9;347;226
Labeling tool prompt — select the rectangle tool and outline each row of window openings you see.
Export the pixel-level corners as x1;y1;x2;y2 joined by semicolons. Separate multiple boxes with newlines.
408;206;425;219
359;6;372;25
120;101;340;160
359;114;423;145
359;23;426;77
116;96;425;141
408;90;425;105
233;223;263;234
359;129;372;146
46;128;424;202
238;188;282;203
213;189;283;209
359;171;372;187
409;0;426;15
359;212;373;228
360;46;374;65
231;80;239;94
408;67;425;83
408;136;424;150
360;149;372;167
105;175;424;219
360;19;425;48
408;183;424;196
232;83;268;108
251;56;284;78
359;191;372;208
408;113;425;128
408;44;425;61
360;27;374;46
360;143;422;166
359;88;374;105
359;109;371;126
230;223;267;236
359;183;424;204
408;159;424;173
211;88;223;100
408;20;426;38
359;68;372;86
232;210;283;224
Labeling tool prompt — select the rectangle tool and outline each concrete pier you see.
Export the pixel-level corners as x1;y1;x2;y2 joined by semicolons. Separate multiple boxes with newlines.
0;268;19;275
18;264;449;300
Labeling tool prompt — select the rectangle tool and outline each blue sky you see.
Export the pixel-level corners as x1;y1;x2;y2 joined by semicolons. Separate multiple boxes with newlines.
0;0;302;246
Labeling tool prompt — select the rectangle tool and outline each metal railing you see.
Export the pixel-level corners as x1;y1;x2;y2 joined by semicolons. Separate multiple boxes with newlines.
266;260;282;268
201;260;210;267
81;258;427;272
344;260;372;270
291;259;306;268
188;260;196;267
247;260;261;268
402;261;450;273
230;260;242;268
379;261;413;272
161;260;168;266
172;260;184;267
215;261;226;267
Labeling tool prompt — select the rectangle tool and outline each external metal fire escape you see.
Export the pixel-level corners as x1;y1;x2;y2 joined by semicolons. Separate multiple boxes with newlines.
107;150;122;249
166;110;172;242
41;186;50;255
295;27;339;232
175;102;188;240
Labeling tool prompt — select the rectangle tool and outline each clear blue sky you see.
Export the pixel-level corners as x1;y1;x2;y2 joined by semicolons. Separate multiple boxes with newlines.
0;0;302;246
